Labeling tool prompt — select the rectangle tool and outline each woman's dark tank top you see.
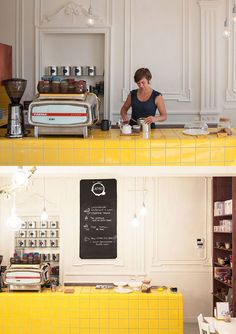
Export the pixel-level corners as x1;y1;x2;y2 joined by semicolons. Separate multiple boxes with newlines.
130;89;162;128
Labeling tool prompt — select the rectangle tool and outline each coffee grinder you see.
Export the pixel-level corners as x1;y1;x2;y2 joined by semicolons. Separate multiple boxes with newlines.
3;78;27;138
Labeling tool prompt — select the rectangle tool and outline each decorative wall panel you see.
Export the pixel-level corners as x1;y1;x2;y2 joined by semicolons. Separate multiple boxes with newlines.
35;0;111;27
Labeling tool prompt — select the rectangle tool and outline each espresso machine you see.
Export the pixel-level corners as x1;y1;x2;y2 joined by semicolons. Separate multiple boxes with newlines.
3;78;28;138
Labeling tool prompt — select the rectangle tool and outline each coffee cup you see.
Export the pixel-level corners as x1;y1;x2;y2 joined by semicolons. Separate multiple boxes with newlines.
101;119;111;131
225;242;231;249
121;124;132;135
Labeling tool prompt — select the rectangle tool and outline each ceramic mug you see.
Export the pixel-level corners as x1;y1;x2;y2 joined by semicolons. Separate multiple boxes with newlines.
101;119;111;131
122;124;132;135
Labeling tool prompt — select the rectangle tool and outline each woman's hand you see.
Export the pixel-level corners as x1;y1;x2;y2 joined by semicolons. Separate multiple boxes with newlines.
144;116;155;124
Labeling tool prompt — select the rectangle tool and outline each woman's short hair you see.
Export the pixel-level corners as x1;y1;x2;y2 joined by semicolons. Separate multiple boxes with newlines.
134;68;152;83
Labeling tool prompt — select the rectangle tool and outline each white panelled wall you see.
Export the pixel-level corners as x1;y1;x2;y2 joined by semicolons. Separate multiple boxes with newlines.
0;0;235;124
0;175;212;322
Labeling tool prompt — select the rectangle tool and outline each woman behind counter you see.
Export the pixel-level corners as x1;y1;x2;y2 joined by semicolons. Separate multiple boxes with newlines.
120;68;167;128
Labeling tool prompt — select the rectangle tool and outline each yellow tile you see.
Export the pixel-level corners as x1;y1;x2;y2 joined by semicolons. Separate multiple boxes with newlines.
210;137;226;147
27;149;44;165
195;148;211;163
105;149;120;164
58;149;74;164
0;140;13;150
159;319;169;328
225;147;236;162
105;139;120;149
13;148;30;165
166;138;181;148
135;149;151;164
0;148;13;164
73;139;90;149
58;139;74;149
169;319;182;328
120;138;136;149
180;138;196;148
120;149;135;164
74;149;90;164
211;147;225;162
166;148;181;163
225;136;236;146
43;149;59;165
139;319;149;328
149;318;159;328
135;139;150;149
43;139;59;149
89;140;104;149
180;148;196;163
90;149;105;164
150;139;166;148
210;161;225;166
195;138;210;148
26;138;44;149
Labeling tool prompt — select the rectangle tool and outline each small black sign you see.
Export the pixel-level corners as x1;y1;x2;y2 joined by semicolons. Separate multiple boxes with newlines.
80;179;117;259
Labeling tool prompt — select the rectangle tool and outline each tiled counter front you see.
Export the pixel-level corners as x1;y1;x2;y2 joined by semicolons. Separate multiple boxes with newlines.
0;287;183;334
0;128;236;166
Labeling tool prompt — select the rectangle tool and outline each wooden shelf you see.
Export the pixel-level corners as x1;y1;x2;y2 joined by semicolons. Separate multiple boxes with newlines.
212;293;226;302
213;231;232;234
214;247;232;252
213;177;236;317
214;262;232;268
214;277;232;288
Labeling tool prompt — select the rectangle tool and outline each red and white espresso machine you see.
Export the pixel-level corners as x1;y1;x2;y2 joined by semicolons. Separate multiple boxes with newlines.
28;93;99;138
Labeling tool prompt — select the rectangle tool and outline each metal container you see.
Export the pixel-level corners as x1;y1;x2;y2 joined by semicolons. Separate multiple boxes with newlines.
60;66;70;76
72;66;83;76
48;66;58;76
87;66;96;76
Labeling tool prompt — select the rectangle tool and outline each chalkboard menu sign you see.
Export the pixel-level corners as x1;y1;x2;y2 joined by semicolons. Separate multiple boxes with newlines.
80;179;117;259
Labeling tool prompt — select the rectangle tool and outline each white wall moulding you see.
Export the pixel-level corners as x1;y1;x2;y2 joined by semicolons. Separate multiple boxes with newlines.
35;27;110;117
226;0;236;101
151;178;211;268
198;0;219;115
16;0;23;78
127;0;191;102
35;0;111;27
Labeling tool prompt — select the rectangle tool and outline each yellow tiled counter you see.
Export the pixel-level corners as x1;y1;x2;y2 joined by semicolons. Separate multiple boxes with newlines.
0;128;236;166
0;286;183;334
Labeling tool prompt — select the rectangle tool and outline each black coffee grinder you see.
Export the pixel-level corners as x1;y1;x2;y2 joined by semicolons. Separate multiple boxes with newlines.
3;78;27;138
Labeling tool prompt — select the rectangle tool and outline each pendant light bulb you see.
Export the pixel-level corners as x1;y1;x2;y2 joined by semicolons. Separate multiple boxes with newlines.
87;1;95;26
12;167;28;187
41;207;49;221
223;19;231;38
139;202;147;216
131;213;140;227
7;211;22;231
233;4;236;23
7;193;22;231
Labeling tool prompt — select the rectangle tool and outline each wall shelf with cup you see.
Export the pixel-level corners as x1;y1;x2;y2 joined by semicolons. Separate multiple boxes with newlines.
212;177;236;316
36;29;110;119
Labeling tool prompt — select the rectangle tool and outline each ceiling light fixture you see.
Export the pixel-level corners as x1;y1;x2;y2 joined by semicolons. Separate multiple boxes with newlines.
87;0;95;26
40;178;49;221
6;192;22;231
12;167;29;187
0;166;37;197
